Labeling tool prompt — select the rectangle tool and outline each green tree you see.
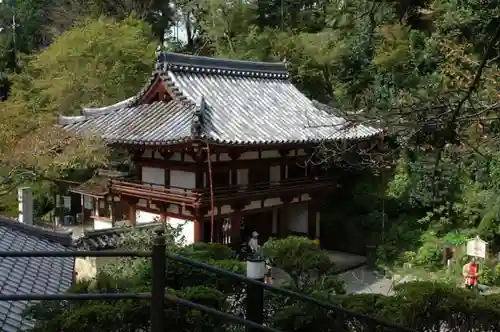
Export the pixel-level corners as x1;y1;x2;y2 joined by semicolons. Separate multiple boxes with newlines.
0;15;156;180
25;228;245;332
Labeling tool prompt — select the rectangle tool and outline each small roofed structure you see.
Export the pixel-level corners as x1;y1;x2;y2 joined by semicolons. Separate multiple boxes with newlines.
60;51;382;253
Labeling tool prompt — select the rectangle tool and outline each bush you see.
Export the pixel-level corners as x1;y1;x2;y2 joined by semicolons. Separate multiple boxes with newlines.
340;281;500;331
262;236;343;292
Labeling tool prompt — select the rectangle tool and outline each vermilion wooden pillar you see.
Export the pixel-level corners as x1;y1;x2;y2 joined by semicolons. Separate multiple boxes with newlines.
194;212;204;243
128;203;137;226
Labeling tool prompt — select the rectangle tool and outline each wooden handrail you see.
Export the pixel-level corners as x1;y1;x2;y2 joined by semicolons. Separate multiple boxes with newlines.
196;177;333;197
109;177;334;205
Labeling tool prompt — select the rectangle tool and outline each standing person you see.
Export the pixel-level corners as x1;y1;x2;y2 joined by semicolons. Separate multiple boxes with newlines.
462;258;480;290
248;231;260;254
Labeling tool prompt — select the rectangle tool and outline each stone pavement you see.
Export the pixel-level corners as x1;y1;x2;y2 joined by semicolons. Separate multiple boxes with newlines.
339;267;395;295
269;265;397;295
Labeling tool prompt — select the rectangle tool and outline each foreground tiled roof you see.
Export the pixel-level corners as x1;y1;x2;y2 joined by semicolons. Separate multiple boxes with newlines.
74;222;163;251
60;52;381;145
0;217;74;331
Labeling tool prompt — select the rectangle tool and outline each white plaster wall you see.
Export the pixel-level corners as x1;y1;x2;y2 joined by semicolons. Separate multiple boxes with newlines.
204;205;234;217
168;217;194;245
270;165;280;183
94;219;113;230
142;166;165;188
170;170;196;189
141;149;154;158
136;210;161;224
169;152;184;161
219;150;281;161
240;151;259;160
136;210;194;245
244;200;261;211
288;204;308;234
237;169;249;185
261;150;279;158
297;149;307;156
264;198;281;207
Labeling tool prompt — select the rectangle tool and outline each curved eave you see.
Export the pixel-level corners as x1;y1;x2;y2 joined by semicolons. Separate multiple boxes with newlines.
59;73;162;126
104;130;382;147
197;131;383;146
105;136;194;146
59;115;87;126
82;96;136;117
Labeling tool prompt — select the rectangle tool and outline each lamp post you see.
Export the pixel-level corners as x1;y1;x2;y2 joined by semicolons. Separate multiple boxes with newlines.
246;257;265;332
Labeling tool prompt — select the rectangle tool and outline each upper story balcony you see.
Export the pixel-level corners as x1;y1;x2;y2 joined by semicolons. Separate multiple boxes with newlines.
108;176;336;208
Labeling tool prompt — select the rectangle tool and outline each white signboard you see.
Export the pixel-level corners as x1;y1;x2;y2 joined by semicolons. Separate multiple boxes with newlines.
466;236;487;259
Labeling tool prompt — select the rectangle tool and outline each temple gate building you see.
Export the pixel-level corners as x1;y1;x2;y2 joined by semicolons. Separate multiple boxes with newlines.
60;52;381;248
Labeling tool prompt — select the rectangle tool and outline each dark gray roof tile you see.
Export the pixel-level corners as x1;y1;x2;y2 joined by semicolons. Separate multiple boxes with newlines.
75;222;163;250
61;52;381;145
0;217;75;331
167;71;380;144
63;100;196;145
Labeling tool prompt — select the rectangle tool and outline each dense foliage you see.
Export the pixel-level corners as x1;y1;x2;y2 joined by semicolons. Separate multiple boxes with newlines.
1;0;499;255
25;232;346;332
341;281;500;331
1;0;500;327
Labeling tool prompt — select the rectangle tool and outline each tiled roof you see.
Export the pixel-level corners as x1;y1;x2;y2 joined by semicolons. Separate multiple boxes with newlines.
69;171;129;198
0;217;74;332
69;176;110;198
61;52;381;145
74;222;163;251
63;100;196;144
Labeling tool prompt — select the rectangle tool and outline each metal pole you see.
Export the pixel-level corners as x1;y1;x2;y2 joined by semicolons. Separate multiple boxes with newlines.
246;257;265;332
151;229;166;332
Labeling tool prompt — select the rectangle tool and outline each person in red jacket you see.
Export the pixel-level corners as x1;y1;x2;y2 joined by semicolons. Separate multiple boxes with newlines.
463;258;480;289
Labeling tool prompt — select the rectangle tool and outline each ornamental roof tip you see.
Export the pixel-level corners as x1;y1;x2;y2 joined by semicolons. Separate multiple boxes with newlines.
59;96;138;125
155;51;290;78
82;96;135;117
59;115;86;126
190;95;207;138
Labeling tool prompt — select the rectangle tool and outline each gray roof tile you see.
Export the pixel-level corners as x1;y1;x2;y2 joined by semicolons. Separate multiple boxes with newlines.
0;217;74;331
63;101;195;145
61;52;381;145
74;222;163;250
167;71;380;144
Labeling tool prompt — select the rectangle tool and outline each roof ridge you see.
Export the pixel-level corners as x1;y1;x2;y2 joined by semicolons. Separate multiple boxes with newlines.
82;221;164;237
0;216;73;247
156;51;290;79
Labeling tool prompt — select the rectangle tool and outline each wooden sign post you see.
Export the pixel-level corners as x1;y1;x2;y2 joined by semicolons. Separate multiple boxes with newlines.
466;236;487;259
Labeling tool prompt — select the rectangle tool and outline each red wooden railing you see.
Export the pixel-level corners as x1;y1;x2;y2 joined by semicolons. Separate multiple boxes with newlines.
197;177;334;203
109;177;334;206
110;179;201;206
